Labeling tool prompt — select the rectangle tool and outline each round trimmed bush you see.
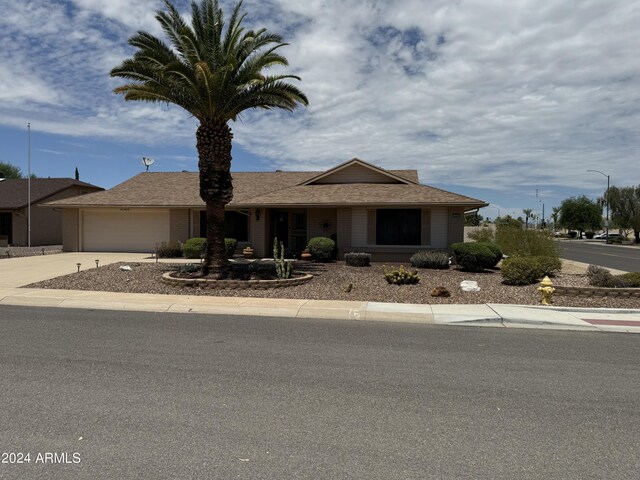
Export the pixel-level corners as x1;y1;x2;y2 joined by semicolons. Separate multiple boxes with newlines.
183;237;207;259
451;242;495;271
410;250;450;269
224;238;237;258
534;256;562;277
585;231;595;239
345;252;371;267
478;242;503;268
501;257;544;285
621;272;640;288
308;236;336;262
183;237;237;259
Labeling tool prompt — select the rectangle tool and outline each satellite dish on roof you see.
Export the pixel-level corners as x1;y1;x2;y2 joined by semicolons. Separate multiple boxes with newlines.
141;157;155;171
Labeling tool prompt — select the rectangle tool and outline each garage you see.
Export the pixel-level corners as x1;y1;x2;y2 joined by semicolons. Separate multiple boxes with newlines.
82;209;169;252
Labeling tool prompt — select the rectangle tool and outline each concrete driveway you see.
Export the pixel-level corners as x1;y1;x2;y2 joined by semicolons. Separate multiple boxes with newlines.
0;252;152;288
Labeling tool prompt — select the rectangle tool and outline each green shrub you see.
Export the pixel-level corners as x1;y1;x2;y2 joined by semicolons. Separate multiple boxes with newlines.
501;257;543;285
155;241;182;258
467;227;495;243
182;237;207;259
620;272;640;288
345;252;371;267
587;266;640;288
382;265;420;285
568;231;577;238
451;242;495;271
479;242;503;267
308;236;336;262
182;237;236;259
494;226;559;257
177;263;200;274
225;238;237;258
586;265;618;287
585;231;595;239
534;256;562;277
410;250;450;269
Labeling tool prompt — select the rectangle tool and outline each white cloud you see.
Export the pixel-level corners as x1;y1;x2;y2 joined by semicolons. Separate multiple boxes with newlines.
0;0;638;203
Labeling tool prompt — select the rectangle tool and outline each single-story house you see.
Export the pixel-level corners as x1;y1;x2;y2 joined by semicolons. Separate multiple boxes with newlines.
0;178;103;246
44;159;487;261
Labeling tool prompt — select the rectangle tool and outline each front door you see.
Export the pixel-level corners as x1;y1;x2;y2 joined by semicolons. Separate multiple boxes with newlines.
291;212;307;254
0;212;12;244
274;210;289;248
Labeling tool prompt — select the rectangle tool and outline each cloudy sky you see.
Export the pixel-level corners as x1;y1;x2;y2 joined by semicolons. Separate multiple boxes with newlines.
1;0;638;220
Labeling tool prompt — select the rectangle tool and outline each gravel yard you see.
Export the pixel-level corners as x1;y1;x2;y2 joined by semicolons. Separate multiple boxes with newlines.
26;261;640;308
1;245;63;259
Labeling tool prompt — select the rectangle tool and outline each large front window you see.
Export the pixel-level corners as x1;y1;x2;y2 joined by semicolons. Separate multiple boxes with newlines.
376;209;420;245
200;210;248;241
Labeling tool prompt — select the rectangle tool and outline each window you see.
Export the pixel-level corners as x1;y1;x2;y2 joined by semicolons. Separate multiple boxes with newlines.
199;210;248;241
376;209;421;245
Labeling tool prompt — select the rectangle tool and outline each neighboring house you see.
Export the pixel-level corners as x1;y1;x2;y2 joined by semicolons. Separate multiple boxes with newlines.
0;178;103;246
44;159;487;261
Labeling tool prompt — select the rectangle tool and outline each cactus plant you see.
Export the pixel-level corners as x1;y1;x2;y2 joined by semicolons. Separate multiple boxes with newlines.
273;237;292;279
382;265;420;285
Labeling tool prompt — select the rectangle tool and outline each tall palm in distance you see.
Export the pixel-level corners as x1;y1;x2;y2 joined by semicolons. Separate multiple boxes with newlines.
110;0;308;277
522;208;533;229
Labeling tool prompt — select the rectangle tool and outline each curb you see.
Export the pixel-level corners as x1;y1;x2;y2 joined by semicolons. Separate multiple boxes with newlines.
1;288;639;333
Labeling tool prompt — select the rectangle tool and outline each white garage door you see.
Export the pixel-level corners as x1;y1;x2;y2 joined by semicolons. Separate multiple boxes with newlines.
82;209;170;252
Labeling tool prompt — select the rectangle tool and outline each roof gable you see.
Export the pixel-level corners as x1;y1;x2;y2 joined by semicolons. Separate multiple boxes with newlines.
0;178;103;209
300;158;417;185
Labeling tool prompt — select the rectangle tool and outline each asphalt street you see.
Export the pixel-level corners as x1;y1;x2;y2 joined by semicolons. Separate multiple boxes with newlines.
1;305;639;480
558;240;640;272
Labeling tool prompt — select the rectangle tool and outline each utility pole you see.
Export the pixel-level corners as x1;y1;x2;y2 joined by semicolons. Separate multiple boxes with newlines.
27;123;31;247
587;170;610;244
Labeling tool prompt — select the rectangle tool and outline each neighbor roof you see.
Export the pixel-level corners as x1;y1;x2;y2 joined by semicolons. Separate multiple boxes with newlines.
45;160;485;209
0;178;103;209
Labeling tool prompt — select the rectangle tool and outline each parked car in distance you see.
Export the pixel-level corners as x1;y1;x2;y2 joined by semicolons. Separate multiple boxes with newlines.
593;232;623;240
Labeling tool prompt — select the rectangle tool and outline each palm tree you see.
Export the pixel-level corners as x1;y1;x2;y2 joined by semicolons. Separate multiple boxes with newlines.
110;0;308;277
522;208;533;229
551;206;561;229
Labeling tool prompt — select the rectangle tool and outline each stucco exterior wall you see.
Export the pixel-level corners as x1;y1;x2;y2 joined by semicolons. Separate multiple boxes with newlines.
307;208;337;240
336;208;352;257
62;208;79;251
430;207;449;248
447;207;465;245
169;209;190;244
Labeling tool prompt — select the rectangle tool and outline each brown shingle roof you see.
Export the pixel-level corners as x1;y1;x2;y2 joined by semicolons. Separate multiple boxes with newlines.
0;178;103;209
45;170;485;209
240;183;485;206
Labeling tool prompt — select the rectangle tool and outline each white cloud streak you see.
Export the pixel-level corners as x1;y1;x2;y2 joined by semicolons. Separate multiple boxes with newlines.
0;0;638;202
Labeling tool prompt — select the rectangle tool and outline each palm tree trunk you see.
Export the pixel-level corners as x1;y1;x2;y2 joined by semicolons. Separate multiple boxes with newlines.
196;121;234;277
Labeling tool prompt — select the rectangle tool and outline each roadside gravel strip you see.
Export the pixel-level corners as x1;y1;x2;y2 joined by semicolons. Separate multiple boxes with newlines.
26;261;640;309
1;245;62;258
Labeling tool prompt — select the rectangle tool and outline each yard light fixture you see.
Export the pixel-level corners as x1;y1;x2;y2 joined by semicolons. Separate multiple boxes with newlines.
586;170;610;244
76;263;81;273
95;259;99;268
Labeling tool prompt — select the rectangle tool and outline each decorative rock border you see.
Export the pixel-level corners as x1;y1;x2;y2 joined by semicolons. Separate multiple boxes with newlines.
555;285;640;298
162;272;313;290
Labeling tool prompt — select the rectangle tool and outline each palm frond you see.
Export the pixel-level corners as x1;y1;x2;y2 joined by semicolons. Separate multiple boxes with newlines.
111;0;307;123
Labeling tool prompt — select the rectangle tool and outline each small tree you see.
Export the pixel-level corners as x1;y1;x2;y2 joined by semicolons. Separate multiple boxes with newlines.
464;212;483;226
75;167;80;180
607;185;640;243
0;161;24;179
558;195;602;238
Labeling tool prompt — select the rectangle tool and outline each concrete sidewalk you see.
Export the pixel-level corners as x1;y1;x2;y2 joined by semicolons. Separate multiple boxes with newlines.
0;253;639;333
